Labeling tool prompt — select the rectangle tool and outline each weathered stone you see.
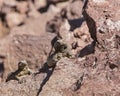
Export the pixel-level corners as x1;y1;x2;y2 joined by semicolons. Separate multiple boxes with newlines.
16;1;29;14
3;0;17;7
0;0;3;8
28;0;40;18
47;0;68;3
34;0;47;9
0;20;10;38
6;12;26;28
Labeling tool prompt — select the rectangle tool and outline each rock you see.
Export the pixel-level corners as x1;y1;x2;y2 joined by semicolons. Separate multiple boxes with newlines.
0;0;119;96
93;0;108;4
59;20;75;49
40;58;84;96
46;0;83;33
3;0;17;7
10;13;53;36
0;58;83;96
0;0;3;8
0;75;44;96
73;22;90;41
0;20;10;38
0;12;55;81
6;12;26;28
16;1;29;14
1;5;13;14
48;5;61;14
56;1;69;9
28;10;40;18
79;0;120;95
77;39;87;48
66;0;83;19
34;0;47;9
47;0;68;3
5;33;55;75
46;12;64;33
28;0;40;18
82;0;120;45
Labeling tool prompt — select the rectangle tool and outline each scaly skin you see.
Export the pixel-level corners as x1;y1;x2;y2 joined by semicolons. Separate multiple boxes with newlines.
47;39;73;67
6;60;32;84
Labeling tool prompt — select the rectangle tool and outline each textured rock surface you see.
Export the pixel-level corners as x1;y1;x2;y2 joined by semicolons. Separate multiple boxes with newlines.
6;12;26;28
0;0;120;96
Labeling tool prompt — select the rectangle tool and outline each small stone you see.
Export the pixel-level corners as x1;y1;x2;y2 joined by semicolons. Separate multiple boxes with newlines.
77;39;86;48
16;1;29;14
3;0;17;7
0;20;10;38
59;19;70;32
34;0;47;9
1;6;12;14
28;10;40;18
6;12;26;28
92;0;109;5
48;5;61;13
56;1;69;9
0;0;3;8
73;23;89;39
93;0;106;3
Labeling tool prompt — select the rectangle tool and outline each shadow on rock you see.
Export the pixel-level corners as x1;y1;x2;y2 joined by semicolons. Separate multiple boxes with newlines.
78;41;96;57
35;63;55;96
48;36;58;57
0;55;5;80
38;3;50;13
82;0;98;42
68;17;84;31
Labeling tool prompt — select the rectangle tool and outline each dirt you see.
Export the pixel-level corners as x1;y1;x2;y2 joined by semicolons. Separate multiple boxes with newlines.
0;0;120;96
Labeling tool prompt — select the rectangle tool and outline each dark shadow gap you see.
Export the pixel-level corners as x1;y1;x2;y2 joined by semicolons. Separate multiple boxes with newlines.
78;41;96;57
82;10;98;42
38;3;50;13
68;17;84;31
0;63;4;73
0;56;5;77
35;63;55;96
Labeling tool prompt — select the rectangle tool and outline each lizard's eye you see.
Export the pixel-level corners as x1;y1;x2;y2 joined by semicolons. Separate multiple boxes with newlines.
63;44;67;49
63;46;66;49
18;62;26;69
18;62;22;67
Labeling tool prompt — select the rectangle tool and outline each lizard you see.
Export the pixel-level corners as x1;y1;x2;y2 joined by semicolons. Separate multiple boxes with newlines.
6;60;33;84
47;39;73;67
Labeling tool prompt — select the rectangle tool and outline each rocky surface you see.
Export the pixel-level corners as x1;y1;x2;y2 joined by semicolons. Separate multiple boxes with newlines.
0;0;120;96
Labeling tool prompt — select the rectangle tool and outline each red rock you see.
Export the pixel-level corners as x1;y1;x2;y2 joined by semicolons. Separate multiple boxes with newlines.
34;0;47;9
28;0;40;18
28;10;40;18
0;20;10;38
3;0;17;7
1;6;12;14
16;1;29;14
77;39;87;48
0;0;3;8
47;0;68;3
6;12;26;28
0;0;119;96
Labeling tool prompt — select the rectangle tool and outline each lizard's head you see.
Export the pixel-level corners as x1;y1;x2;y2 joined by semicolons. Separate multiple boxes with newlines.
18;60;28;70
54;39;67;52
